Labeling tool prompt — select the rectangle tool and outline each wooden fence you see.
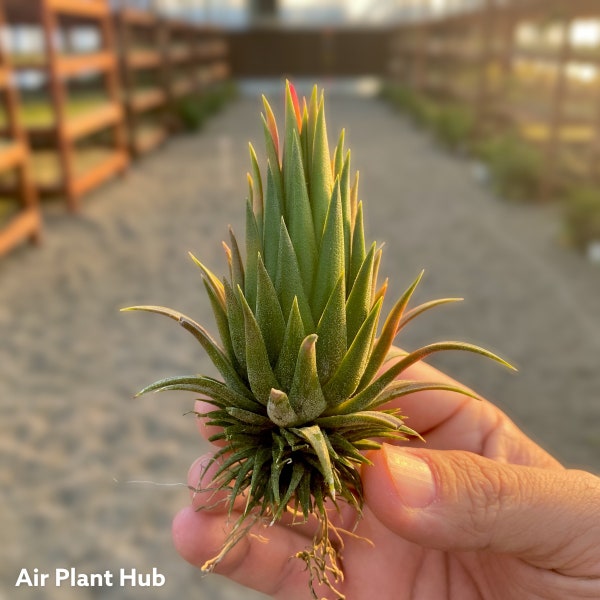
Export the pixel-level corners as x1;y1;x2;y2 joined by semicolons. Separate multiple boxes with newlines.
4;0;600;255
389;0;600;199
0;0;230;256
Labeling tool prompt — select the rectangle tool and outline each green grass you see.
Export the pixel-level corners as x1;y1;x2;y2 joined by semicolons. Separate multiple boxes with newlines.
176;82;237;132
563;186;600;251
382;83;437;126
381;83;475;148
430;104;475;150
0;94;110;129
474;133;543;201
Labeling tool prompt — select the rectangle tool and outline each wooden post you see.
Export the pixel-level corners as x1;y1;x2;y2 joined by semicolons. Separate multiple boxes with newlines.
540;14;572;200
39;1;77;209
411;22;429;93
99;4;128;157
590;75;600;185
473;0;495;133
0;0;42;254
115;4;170;156
497;11;517;104
588;9;600;184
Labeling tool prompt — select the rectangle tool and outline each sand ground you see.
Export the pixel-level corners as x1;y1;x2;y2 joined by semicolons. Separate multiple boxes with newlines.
2;87;599;600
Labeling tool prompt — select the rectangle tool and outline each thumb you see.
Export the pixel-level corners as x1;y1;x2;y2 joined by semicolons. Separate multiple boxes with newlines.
364;444;600;577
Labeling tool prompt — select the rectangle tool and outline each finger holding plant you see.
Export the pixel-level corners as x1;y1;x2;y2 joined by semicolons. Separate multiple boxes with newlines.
123;81;513;599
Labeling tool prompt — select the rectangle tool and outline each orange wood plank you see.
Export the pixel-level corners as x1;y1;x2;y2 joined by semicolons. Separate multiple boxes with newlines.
0;141;27;172
48;0;109;19
118;8;159;27
172;78;196;98
0;67;10;88
126;50;163;70
129;88;167;113
210;62;230;82
63;102;123;141
70;150;128;198
514;45;600;68
0;208;41;256
56;51;116;77
169;47;194;64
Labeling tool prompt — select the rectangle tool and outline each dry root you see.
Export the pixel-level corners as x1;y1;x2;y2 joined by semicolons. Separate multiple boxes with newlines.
295;511;347;600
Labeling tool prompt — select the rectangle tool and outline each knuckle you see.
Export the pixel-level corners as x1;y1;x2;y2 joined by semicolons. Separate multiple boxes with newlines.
567;469;600;497
457;454;520;541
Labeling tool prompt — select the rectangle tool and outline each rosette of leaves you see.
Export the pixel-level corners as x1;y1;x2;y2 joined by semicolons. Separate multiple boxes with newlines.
124;82;512;599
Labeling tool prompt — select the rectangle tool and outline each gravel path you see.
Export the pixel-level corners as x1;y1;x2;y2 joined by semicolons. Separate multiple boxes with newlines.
2;86;599;600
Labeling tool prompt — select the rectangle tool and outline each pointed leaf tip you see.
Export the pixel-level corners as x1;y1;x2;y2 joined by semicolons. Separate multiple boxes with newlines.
286;80;302;132
262;95;280;157
288;332;327;423
267;388;299;427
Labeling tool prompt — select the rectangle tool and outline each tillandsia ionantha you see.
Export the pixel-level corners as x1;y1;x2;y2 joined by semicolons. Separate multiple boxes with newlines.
123;82;513;599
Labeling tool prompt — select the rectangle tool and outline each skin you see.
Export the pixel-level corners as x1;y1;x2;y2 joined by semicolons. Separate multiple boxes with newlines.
172;359;600;600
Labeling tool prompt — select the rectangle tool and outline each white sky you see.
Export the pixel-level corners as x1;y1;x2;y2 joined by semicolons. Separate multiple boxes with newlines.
158;0;599;28
159;0;458;20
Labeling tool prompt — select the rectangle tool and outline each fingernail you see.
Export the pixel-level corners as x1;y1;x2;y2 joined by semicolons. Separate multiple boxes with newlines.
384;445;436;508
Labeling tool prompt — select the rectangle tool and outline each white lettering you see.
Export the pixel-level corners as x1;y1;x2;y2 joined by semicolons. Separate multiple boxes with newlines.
55;568;71;586
120;568;136;586
152;568;165;587
15;566;163;588
15;568;49;587
55;568;114;587
119;568;165;587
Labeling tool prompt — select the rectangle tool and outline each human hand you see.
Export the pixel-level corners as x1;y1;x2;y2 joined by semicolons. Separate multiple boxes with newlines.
172;358;600;600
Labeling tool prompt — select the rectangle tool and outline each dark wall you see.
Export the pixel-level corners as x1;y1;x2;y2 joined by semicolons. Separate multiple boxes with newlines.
226;27;393;77
249;0;279;20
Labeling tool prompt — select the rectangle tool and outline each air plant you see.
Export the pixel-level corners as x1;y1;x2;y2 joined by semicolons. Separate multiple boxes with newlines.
124;82;511;599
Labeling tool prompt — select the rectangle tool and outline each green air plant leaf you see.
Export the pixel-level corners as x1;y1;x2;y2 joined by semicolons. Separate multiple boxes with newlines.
312;179;345;320
262;161;283;280
287;334;327;422
123;81;514;600
315;275;347;383
285;129;317;297
274;297;306;391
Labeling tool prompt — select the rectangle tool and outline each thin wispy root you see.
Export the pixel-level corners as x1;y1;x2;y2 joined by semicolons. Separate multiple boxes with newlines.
297;509;374;600
201;505;351;600
204;507;350;600
297;516;344;599
195;466;351;598
200;515;260;574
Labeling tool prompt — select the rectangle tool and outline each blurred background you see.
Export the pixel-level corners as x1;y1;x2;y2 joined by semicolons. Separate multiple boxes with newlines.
1;0;599;598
